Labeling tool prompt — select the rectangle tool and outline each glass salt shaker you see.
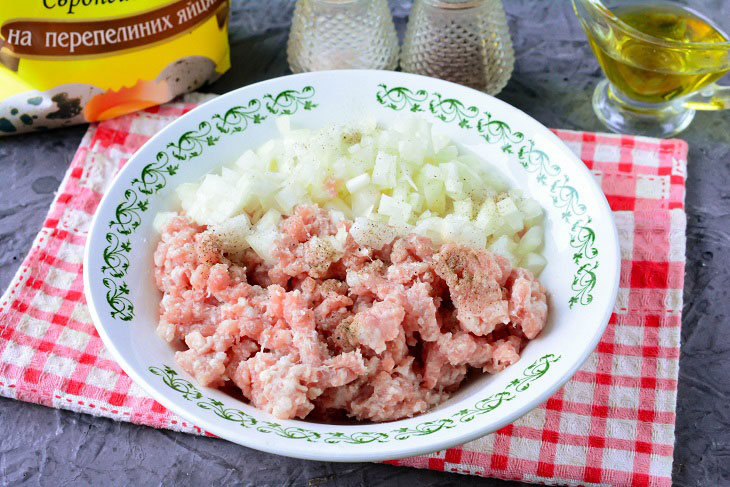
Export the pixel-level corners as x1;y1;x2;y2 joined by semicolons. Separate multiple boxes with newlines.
287;0;399;72
401;0;515;95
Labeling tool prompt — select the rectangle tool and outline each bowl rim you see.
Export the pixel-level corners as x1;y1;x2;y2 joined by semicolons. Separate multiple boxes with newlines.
83;69;621;462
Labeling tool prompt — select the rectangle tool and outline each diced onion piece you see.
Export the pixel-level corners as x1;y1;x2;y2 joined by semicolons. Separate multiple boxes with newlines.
243;172;279;211
220;166;239;182
441;215;485;249
245;209;281;264
344;158;370;180
440;162;464;198
489;235;518;266
323;198;352;220
474;198;500;235
399;166;419;191
458;221;487;249
318;234;345;256
241;172;279;198
414;217;444;246
398;139;426;165
191;174;247;225
246;226;279;264
470;184;497;204
392;181;411;203
234;149;263;172
407;192;424;215
345;173;371;193
496;197;524;234
372;151;397;188
332;157;349;181
153;212;177;233
350;217;397;250
454;161;484;189
388;217;415;236
351;186;380;217
471;159;508;192
440;214;463;243
519;197;544;227
520;252;547;276
419;163;441;182
517;226;544;256
422;180;446;214
453;198;474;220
255;208;282;231
377;130;399;151
413;164;444;213
431;130;452;154
349;141;375;167
256;139;281;169
210;214;252;255
176;182;199;209
379;194;412;223
275;183;306;215
434;145;458;163
213;213;251;234
368;212;389;224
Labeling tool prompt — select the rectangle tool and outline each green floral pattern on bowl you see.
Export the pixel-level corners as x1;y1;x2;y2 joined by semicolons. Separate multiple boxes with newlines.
149;353;561;443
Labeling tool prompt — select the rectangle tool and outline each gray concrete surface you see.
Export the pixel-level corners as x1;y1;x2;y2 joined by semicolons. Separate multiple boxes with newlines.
1;1;729;485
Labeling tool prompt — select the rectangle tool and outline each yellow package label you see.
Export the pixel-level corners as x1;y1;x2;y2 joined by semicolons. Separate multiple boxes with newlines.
0;0;230;134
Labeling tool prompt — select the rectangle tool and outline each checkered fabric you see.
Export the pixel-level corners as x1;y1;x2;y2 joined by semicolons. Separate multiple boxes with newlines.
0;95;687;486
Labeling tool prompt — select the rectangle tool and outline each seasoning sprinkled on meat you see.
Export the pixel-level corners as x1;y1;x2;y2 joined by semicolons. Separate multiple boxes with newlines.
154;205;548;421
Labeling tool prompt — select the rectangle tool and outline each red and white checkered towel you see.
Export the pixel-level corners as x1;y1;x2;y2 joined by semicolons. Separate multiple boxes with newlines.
0;94;687;486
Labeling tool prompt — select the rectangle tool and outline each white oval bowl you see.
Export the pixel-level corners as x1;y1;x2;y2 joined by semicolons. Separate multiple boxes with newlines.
84;70;619;462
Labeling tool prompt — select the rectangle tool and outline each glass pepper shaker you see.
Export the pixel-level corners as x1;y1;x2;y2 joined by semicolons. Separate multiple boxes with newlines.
287;0;400;72
400;0;515;95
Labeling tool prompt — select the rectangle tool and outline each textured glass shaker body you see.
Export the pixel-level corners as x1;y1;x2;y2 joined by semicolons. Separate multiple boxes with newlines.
401;0;515;95
287;0;399;72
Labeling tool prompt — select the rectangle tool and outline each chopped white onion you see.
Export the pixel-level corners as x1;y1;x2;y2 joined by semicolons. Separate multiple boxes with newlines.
520;252;547;276
518;226;544;256
169;116;548;275
345;173;371;194
350;217;397;250
372;151;397;188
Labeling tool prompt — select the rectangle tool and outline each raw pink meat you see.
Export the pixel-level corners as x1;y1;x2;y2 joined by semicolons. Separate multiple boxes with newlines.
154;205;548;421
433;244;512;336
507;268;549;339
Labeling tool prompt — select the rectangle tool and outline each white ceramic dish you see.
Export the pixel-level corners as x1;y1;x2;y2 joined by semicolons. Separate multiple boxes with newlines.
84;70;620;462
